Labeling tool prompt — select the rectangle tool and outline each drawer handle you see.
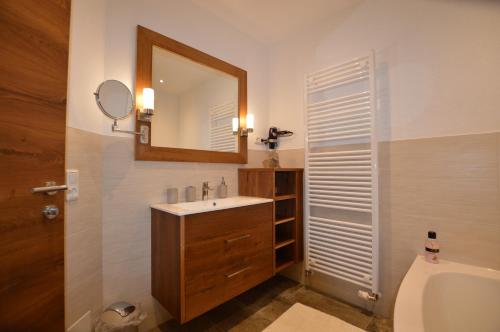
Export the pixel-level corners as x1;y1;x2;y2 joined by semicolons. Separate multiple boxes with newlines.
225;234;251;244
225;266;252;279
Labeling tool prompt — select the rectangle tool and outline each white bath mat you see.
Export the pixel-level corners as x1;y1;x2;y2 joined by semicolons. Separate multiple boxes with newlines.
263;303;365;332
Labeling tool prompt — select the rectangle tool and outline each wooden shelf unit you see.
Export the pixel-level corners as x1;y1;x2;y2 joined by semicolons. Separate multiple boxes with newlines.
238;168;303;274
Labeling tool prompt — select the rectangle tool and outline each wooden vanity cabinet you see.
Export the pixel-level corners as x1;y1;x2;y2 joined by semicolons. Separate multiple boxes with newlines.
151;202;273;323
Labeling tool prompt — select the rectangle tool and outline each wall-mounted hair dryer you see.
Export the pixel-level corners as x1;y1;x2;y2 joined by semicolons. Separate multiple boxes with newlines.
256;127;293;150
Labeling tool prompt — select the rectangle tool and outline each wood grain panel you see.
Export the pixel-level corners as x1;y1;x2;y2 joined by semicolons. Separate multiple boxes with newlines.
184;202;273;322
151;209;182;322
184;205;273;316
238;169;275;198
0;1;70;331
295;170;304;262
151;203;273;324
222;249;273;301
185;221;271;279
238;168;304;273
185;249;272;321
135;25;248;163
185;203;272;244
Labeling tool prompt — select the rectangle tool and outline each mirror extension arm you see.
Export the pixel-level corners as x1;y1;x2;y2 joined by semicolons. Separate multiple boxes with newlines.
112;120;149;144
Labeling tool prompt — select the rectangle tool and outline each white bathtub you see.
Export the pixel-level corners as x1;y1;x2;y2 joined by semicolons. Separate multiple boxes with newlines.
394;255;500;332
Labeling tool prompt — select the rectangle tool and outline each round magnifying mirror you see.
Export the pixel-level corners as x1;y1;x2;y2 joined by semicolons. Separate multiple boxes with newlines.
94;80;134;120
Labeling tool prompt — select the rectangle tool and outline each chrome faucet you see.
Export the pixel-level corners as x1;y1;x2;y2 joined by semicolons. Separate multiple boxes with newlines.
202;181;213;200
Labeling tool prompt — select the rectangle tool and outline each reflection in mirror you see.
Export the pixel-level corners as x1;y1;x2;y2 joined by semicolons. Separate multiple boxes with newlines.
95;80;134;120
151;46;238;152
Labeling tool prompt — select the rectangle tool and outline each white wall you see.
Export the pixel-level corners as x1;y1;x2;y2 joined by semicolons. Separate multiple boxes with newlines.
67;0;271;330
67;0;107;134
102;0;270;146
66;0;500;328
66;0;106;329
265;0;500;317
68;0;270;145
268;0;500;149
102;0;270;327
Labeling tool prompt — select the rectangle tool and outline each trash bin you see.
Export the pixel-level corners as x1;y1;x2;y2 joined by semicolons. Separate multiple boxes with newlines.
95;302;147;332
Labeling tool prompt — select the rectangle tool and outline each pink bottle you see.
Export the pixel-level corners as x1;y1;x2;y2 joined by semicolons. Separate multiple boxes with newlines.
425;231;440;264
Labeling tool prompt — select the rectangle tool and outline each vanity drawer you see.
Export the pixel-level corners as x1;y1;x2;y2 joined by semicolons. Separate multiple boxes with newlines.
184;248;272;321
184;238;271;301
222;249;272;301
183;203;273;320
184;218;271;274
184;211;272;297
184;203;273;246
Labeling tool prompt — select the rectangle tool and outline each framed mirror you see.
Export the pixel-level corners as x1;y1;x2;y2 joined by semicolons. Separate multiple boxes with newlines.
135;26;247;163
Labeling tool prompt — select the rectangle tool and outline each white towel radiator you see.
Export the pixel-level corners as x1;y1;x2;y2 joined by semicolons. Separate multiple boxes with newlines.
209;101;237;152
304;52;379;297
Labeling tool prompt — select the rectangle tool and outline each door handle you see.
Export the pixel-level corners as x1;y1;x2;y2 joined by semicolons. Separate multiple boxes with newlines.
31;181;67;195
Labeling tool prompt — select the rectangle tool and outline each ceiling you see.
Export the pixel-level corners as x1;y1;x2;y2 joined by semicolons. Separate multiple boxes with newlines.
190;0;362;44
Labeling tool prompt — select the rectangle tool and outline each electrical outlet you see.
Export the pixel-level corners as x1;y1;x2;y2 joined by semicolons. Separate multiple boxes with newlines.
66;169;79;201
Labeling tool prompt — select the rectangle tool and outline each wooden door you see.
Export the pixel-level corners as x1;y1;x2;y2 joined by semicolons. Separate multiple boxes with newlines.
0;1;71;331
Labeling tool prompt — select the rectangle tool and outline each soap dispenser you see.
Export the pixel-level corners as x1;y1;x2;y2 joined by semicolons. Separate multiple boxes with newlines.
219;177;228;198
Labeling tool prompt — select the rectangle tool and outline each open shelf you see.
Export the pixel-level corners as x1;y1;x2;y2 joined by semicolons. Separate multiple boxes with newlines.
274;194;296;201
275;260;294;273
275;239;295;249
275;217;295;225
275;244;295;272
275;221;295;243
275;199;295;221
275;171;296;197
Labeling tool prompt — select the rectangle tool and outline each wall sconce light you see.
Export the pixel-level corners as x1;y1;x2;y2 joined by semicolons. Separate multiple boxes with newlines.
139;87;155;122
232;113;254;137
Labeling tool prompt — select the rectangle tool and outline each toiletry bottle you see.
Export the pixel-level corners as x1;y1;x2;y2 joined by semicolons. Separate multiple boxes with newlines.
186;186;196;202
425;231;439;264
219;177;228;198
167;188;178;204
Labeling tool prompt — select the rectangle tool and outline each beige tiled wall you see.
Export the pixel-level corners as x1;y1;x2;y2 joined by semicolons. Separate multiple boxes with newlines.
66;128;500;328
377;132;500;316
253;133;500;317
65;128;103;327
247;149;305;168
66;128;271;329
101;135;244;330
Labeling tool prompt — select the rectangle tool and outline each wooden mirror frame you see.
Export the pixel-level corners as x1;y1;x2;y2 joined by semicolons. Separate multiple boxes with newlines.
135;26;248;163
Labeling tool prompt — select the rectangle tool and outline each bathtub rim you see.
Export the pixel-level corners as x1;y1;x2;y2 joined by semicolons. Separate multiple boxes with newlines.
393;255;500;332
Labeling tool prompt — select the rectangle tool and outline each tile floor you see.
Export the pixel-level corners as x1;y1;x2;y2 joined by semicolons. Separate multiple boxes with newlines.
152;276;393;332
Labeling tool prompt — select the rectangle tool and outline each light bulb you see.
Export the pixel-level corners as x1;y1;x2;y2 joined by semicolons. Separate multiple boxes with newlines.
246;113;254;132
232;117;239;134
143;88;154;110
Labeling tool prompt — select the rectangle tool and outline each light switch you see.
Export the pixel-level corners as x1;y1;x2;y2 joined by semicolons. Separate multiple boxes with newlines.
66;169;79;201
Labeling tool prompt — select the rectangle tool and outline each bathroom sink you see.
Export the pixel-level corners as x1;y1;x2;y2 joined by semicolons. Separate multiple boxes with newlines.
151;196;273;216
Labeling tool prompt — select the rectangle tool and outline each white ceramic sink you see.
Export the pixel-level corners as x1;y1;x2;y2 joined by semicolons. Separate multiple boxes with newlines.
151;196;273;216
